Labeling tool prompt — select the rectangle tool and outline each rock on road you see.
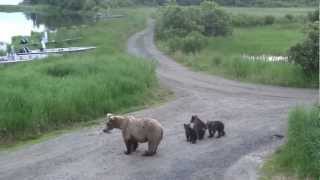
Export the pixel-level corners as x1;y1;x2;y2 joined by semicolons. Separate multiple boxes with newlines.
0;20;317;180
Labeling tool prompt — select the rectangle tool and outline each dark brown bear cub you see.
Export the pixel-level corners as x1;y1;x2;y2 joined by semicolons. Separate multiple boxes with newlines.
184;124;197;144
190;115;206;140
206;121;225;138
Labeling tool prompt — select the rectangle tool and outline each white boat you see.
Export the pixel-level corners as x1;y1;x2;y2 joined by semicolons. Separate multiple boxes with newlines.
16;46;96;55
0;46;96;64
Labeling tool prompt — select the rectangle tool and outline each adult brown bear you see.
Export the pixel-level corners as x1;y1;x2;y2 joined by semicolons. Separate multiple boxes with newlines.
103;114;164;156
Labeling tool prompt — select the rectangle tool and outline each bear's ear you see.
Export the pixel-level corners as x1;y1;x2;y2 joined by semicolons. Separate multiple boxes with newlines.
107;113;114;120
105;113;115;123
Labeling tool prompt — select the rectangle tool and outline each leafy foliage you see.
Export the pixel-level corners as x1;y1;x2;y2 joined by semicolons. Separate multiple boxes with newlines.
264;15;275;25
200;1;232;36
288;19;319;75
156;2;232;53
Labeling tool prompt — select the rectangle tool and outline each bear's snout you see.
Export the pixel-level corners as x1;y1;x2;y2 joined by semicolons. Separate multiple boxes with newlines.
103;128;111;133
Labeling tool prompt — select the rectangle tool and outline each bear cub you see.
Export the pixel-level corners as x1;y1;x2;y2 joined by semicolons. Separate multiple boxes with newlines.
206;121;226;138
190;115;206;140
184;123;197;144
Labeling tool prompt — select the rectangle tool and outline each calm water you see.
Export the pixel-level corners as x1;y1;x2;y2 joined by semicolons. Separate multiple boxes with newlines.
0;12;45;43
0;0;23;5
0;11;92;44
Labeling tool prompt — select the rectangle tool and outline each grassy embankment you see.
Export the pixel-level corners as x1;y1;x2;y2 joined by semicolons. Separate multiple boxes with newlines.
0;8;168;146
157;7;317;88
261;106;320;180
223;7;315;17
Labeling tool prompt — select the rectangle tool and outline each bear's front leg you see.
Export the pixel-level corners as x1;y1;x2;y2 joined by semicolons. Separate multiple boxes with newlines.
124;140;132;155
209;130;214;138
132;141;138;152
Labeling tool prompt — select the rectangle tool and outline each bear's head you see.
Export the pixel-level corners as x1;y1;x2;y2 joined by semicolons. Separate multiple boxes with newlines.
103;113;116;133
190;115;199;123
103;113;126;133
190;115;207;129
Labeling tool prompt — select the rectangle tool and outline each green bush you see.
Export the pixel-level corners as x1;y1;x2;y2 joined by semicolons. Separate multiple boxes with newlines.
167;31;207;54
200;1;232;36
155;1;232;41
289;21;319;75
167;36;183;53
155;5;202;40
284;14;294;21
264;15;275;25
181;31;207;53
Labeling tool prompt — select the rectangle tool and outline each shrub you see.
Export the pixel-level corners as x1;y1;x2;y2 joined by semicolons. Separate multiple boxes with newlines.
199;1;232;36
289;22;319;75
284;14;294;22
264;15;275;25
155;1;232;40
155;5;202;40
167;36;183;53
181;31;207;53
167;31;207;54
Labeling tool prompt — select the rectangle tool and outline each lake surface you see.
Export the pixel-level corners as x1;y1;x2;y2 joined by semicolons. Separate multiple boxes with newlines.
0;11;93;44
0;0;22;5
0;12;46;43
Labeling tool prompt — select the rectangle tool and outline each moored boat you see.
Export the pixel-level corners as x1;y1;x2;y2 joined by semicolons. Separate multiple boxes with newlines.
0;46;96;64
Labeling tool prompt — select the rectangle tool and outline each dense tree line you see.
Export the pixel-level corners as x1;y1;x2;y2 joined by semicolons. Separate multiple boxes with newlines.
24;0;317;8
24;0;99;10
23;0;164;9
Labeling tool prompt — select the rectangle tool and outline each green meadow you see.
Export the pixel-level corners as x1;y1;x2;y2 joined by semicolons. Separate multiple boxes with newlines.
158;7;318;88
0;8;160;144
223;7;314;17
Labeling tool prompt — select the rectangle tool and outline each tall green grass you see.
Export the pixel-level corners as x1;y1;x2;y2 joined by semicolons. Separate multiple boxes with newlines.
262;106;320;179
0;8;158;143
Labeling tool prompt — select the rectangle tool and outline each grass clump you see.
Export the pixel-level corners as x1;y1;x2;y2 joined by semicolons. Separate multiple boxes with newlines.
262;106;320;179
0;8;159;144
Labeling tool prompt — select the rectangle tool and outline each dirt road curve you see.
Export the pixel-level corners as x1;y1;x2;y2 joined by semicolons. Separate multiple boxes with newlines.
0;20;317;180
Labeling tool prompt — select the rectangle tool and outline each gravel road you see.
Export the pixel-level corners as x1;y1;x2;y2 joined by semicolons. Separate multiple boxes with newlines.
0;20;317;180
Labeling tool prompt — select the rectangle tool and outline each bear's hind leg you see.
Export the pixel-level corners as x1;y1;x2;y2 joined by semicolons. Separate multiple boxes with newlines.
143;142;157;156
217;130;223;138
220;129;226;137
